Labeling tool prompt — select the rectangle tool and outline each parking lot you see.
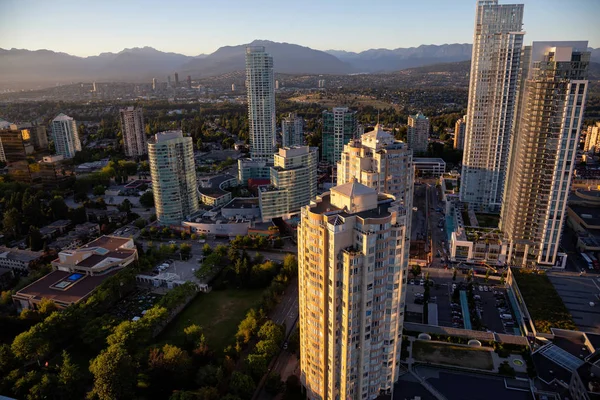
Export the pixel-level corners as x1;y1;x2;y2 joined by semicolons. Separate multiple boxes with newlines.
410;268;519;334
548;273;600;333
152;258;201;282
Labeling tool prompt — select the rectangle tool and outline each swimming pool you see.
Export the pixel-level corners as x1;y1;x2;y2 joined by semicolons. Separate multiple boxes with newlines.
67;273;84;282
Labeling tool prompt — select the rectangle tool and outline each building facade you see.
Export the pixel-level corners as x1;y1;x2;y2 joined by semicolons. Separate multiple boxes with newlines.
0;128;34;182
282;112;304;147
51;113;81;159
10;122;47;150
501;42;590;267
407;112;429;154
584;122;600;153
322;107;357;164
246;46;276;161
119;106;147;157
454;116;466;150
298;182;409;399
460;0;525;213
148;131;200;225
259;146;318;222
337;124;414;211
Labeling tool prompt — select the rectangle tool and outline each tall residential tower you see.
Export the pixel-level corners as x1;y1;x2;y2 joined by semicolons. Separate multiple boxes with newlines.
148;131;199;225
246;46;276;160
322;107;357;164
407;112;430;154
501;42;589;267
51;113;81;159
460;0;525;212
119;107;147;158
298;182;410;399
281;113;304;147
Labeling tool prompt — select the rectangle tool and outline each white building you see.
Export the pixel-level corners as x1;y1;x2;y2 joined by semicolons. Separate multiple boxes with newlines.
259;145;318;222
119;107;147;158
460;0;525;213
51;113;81;159
501;42;590;267
413;158;446;177
246;46;276;161
407;112;430;154
337;124;414;210
148;131;199;226
281;112;304;147
298;182;409;399
584;122;600;153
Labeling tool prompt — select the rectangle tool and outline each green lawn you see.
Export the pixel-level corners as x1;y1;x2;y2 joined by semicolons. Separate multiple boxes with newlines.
412;340;494;370
475;213;500;228
159;288;263;351
513;271;576;333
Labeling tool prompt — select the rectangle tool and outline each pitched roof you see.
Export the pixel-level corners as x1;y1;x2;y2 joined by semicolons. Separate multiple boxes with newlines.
333;181;375;198
52;113;73;122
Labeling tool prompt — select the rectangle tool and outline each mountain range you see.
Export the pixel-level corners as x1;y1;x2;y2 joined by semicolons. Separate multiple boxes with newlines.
1;40;599;90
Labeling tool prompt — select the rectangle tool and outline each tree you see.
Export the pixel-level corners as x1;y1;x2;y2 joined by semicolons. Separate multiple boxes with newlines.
254;252;264;265
236;309;260;344
0;344;15;376
58;351;82;400
452;269;457;281
258;320;284;345
245;352;268;380
229;371;255;400
49;196;69;220
184;324;205;350
180;243;192;260
134;218;147;229
28;226;44;251
139;191;154;207
119;199;132;214
282;254;297;277
93;185;106;196
37;298;58;316
255;340;279;358
195;364;220;387
26;372;56;400
147;344;192;389
197;386;219;400
89;345;136;400
3;208;21;237
411;265;421;278
202;244;213;256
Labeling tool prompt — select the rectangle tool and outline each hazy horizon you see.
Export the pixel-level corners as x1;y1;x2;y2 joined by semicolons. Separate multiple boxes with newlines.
1;0;599;57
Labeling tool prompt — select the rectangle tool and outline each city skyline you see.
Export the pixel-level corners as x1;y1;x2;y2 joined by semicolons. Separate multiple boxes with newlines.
1;0;599;57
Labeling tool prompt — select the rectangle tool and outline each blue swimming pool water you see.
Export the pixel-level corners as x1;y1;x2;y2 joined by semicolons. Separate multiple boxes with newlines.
460;290;472;330
67;273;84;281
446;213;455;243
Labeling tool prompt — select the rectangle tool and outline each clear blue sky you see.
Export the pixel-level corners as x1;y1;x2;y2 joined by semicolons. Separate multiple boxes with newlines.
0;0;598;56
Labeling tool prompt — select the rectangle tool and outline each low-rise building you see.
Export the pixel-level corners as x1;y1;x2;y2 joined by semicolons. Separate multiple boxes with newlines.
413;158;446;177
198;174;237;208
12;236;138;311
221;198;261;220
0;247;44;276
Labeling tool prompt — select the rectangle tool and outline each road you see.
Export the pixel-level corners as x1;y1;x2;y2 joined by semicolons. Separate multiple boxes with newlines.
254;279;300;400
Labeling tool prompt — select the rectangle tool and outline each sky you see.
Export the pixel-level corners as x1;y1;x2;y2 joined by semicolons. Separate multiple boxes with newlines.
0;0;599;57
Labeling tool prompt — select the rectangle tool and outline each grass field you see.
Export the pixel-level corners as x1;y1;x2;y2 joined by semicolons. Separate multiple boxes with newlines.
412;340;494;371
159;288;263;351
513;270;576;333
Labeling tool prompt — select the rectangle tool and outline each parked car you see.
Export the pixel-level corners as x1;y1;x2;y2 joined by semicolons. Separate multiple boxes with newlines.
409;279;415;285
420;280;425;286
169;240;176;244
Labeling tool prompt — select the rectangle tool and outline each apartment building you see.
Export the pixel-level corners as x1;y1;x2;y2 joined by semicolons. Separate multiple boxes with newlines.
460;0;525;212
322;107;358;164
148;131;199;225
119;106;147;157
281;112;304;147
298;182;409;399
454;116;466;150
407;112;429;154
501;42;590;267
51;113;81;159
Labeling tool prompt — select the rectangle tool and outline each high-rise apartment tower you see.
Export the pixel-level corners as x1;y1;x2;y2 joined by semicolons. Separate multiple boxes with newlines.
322;107;357;164
501;42;589;267
119;107;147;158
281;113;304;147
460;0;525;213
51;113;81;159
407;112;430;154
246;46;276;160
148;131;199;225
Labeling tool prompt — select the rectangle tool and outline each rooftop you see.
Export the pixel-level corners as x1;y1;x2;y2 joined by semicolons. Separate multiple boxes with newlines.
55;236;136;271
0;247;44;264
570;205;600;227
13;269;119;307
52;113;73;122
413;158;446;164
151;130;184;143
223;197;259;209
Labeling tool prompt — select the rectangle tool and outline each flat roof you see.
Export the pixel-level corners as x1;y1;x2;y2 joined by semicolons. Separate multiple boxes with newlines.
413;158;446;164
14;269;118;306
223;198;259;209
570;205;600;226
310;193;394;220
0;246;43;263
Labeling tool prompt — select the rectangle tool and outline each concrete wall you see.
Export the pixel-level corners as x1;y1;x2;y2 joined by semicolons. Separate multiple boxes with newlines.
182;221;250;237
